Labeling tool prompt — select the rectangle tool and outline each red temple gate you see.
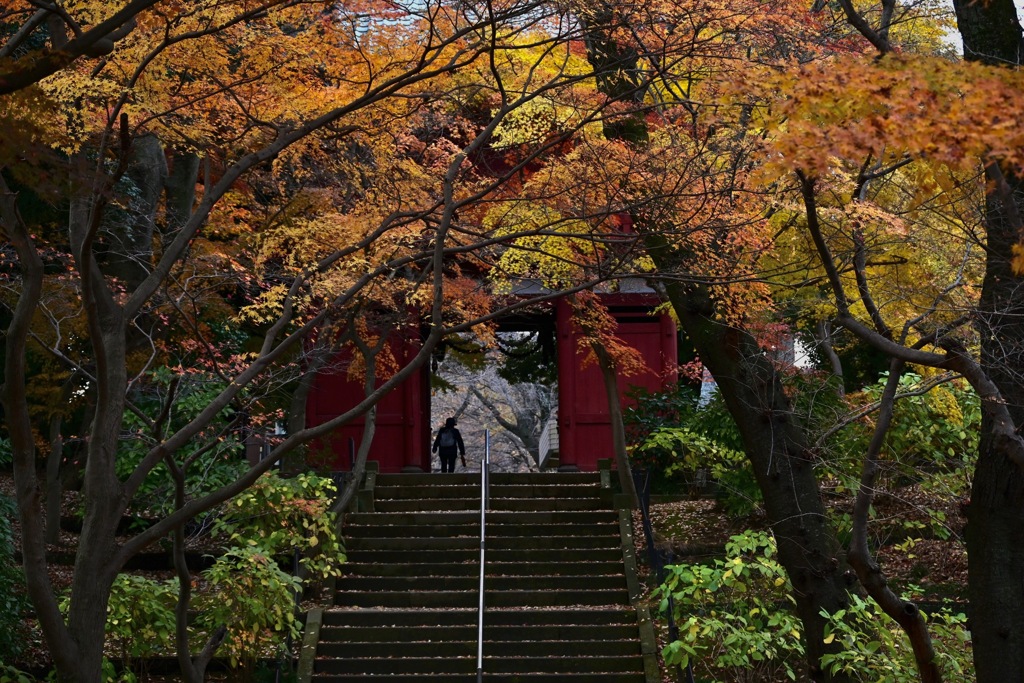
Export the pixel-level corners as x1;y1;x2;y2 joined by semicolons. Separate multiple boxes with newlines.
554;295;678;471
305;293;677;473
305;332;431;474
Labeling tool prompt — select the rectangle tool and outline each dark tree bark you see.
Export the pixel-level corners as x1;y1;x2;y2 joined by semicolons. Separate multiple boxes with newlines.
577;12;855;675
950;3;1024;679
655;264;855;681
592;343;639;508
106;134;168;288
163;150;200;235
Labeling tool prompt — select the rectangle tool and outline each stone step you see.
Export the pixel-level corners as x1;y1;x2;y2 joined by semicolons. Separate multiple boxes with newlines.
373;472;601;486
318;638;640;658
309;469;647;683
341;560;625;577
319;623;639;642
372;497;608;512
344;510;618;526
322;607;638;628
314;654;643;675
334;588;630;608
335;574;626;592
343;522;617;538
311;674;644;683
343;547;623;564
372;484;603;500
344;534;618;551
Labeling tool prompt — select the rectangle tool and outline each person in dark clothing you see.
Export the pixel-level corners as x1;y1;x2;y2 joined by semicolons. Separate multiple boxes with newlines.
432;417;466;472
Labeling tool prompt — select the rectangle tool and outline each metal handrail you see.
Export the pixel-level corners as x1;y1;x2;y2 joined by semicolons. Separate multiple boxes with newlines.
476;430;491;683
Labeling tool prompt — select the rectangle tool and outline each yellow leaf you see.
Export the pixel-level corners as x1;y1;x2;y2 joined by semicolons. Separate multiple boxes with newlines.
1012;244;1024;276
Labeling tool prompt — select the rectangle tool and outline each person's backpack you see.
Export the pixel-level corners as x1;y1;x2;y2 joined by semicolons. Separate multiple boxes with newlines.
439;428;456;449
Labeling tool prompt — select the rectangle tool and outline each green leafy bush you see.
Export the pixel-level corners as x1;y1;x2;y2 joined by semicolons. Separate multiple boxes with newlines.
626;385;760;514
654;530;806;682
76;470;342;676
833;373;979;489
198;546;303;669
88;550;302;675
0;493;28;662
820;594;972;681
104;574;178;663
655;529;973;682
0;664;35;683
211;471;347;579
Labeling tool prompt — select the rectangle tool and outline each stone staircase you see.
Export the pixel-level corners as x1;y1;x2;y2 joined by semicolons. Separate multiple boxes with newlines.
299;470;658;682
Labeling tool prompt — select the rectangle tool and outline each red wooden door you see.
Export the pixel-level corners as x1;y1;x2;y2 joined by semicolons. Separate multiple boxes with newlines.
305;334;430;473
556;296;677;471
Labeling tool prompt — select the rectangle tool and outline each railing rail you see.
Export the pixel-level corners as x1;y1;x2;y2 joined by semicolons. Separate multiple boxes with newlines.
476;430;491;682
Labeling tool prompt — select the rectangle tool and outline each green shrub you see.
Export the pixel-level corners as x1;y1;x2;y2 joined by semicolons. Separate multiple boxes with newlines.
655;529;973;682
832;373;979;489
626;385;760;514
0;493;28;662
210;471;346;579
198;546;303;669
820;594;972;681
90;553;302;676
654;530;805;682
0;665;35;683
104;574;178;663
75;470;343;677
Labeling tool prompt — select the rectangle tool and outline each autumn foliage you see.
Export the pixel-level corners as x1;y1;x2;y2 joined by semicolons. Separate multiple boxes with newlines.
4;0;1024;681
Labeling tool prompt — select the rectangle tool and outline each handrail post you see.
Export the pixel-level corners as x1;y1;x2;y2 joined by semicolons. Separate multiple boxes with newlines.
476;430;490;682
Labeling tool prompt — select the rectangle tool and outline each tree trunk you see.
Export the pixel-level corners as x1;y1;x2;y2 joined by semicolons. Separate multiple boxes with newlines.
62;357;129;682
965;163;1024;682
578;10;854;676
951;2;1024;679
107;133;167;288
163;149;200;235
592;343;639;508
59;167;134;682
284;353;330;475
658;272;854;681
2;177;85;678
45;411;64;546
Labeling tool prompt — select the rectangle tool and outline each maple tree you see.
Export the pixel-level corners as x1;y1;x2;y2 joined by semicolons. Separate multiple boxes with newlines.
4;0;1024;681
946;2;1024;680
552;3;860;679
746;0;1024;678
527;0;1024;680
0;2;635;681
